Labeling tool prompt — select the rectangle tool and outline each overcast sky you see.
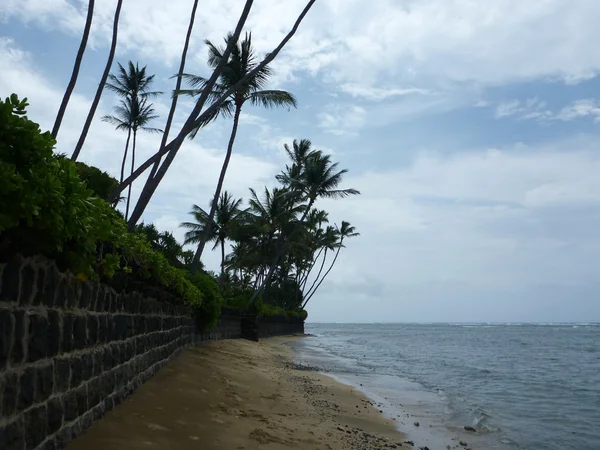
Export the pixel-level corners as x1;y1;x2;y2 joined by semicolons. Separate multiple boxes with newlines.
2;0;600;323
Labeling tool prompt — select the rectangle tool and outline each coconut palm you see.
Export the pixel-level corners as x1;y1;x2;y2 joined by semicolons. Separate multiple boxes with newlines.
302;221;359;308
180;191;244;282
102;96;162;219
71;0;124;161
250;148;360;303
103;62;162;185
179;32;298;270
52;0;95;140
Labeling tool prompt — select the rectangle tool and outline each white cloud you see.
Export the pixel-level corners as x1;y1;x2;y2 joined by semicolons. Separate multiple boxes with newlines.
494;98;550;119
555;98;600;122
4;0;600;97
317;105;366;136
495;97;600;123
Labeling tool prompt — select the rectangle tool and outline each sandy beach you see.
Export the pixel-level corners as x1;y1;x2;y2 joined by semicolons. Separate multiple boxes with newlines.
67;337;409;450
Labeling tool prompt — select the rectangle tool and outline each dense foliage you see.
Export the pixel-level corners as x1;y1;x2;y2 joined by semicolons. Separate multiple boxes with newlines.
0;94;202;308
3;92;357;328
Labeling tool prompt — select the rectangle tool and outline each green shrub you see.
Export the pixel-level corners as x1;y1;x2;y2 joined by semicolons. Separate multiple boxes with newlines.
189;272;224;330
75;161;119;200
0;93;202;308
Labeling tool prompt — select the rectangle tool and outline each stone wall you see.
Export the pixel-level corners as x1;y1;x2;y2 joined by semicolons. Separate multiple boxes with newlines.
0;256;195;450
258;317;305;338
0;256;303;450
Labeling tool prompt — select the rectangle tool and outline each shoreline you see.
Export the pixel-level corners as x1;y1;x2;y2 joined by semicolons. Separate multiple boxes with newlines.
67;336;409;449
289;336;479;450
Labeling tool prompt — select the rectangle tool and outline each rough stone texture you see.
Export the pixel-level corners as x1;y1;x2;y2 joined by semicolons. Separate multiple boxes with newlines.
0;255;303;450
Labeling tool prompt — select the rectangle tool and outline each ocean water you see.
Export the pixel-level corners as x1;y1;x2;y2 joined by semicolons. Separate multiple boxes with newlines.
292;323;600;450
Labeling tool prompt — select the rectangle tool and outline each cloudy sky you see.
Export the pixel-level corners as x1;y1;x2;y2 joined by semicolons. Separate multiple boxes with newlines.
2;0;600;322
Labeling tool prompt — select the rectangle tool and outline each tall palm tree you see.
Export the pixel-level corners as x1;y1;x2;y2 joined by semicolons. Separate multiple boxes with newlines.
180;191;244;281
302;221;359;308
102;96;162;219
52;0;95;140
179;32;298;270
71;0;124;161
102;62;162;186
250;148;360;303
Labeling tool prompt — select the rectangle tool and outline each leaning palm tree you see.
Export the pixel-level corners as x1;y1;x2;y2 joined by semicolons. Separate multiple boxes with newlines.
179;32;298;270
71;0;124;161
302;221;359;308
250;149;360;304
180;191;244;282
52;0;95;140
102;62;162;186
102;97;162;219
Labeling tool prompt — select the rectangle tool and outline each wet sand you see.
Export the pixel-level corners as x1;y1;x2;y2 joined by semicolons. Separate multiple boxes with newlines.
67;337;408;450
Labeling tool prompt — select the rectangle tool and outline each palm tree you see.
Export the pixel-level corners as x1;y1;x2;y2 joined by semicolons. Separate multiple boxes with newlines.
302;221;359;308
102;96;162;219
71;0;124;161
250;148;360;303
103;61;162;186
179;32;298;270
180;191;244;282
52;0;95;140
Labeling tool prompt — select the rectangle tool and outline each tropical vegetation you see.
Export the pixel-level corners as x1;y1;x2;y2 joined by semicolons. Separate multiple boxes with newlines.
1;0;359;328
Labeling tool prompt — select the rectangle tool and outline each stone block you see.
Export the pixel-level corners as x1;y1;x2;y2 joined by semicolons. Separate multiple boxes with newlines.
27;313;48;362
92;351;103;377
81;352;93;382
62;390;78;422
76;384;88;416
73;315;87;350
79;283;91;310
47;395;63;434
69;355;83;389
81;410;93;431
61;314;74;353
10;310;26;365
18;367;36;412
32;267;44;306
66;282;79;310
0;259;20;304
0;416;25;450
43;438;57;450
23;403;47;450
1;371;18;417
47;310;61;357
87;377;101;409
19;263;36;306
87;315;98;346
0;309;12;369
54;357;70;393
97;314;108;343
54;277;67;309
102;346;114;371
35;362;54;403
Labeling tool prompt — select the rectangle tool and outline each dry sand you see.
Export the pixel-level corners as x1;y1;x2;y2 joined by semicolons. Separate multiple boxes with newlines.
67;336;411;450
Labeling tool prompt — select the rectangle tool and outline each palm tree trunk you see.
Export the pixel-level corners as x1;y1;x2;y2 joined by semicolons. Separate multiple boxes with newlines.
52;0;95;140
123;0;255;228
300;247;323;291
304;249;328;297
125;128;137;220
220;238;226;285
120;128;132;183
302;241;344;309
71;0;123;161
112;0;314;216
149;0;199;179
190;105;242;272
